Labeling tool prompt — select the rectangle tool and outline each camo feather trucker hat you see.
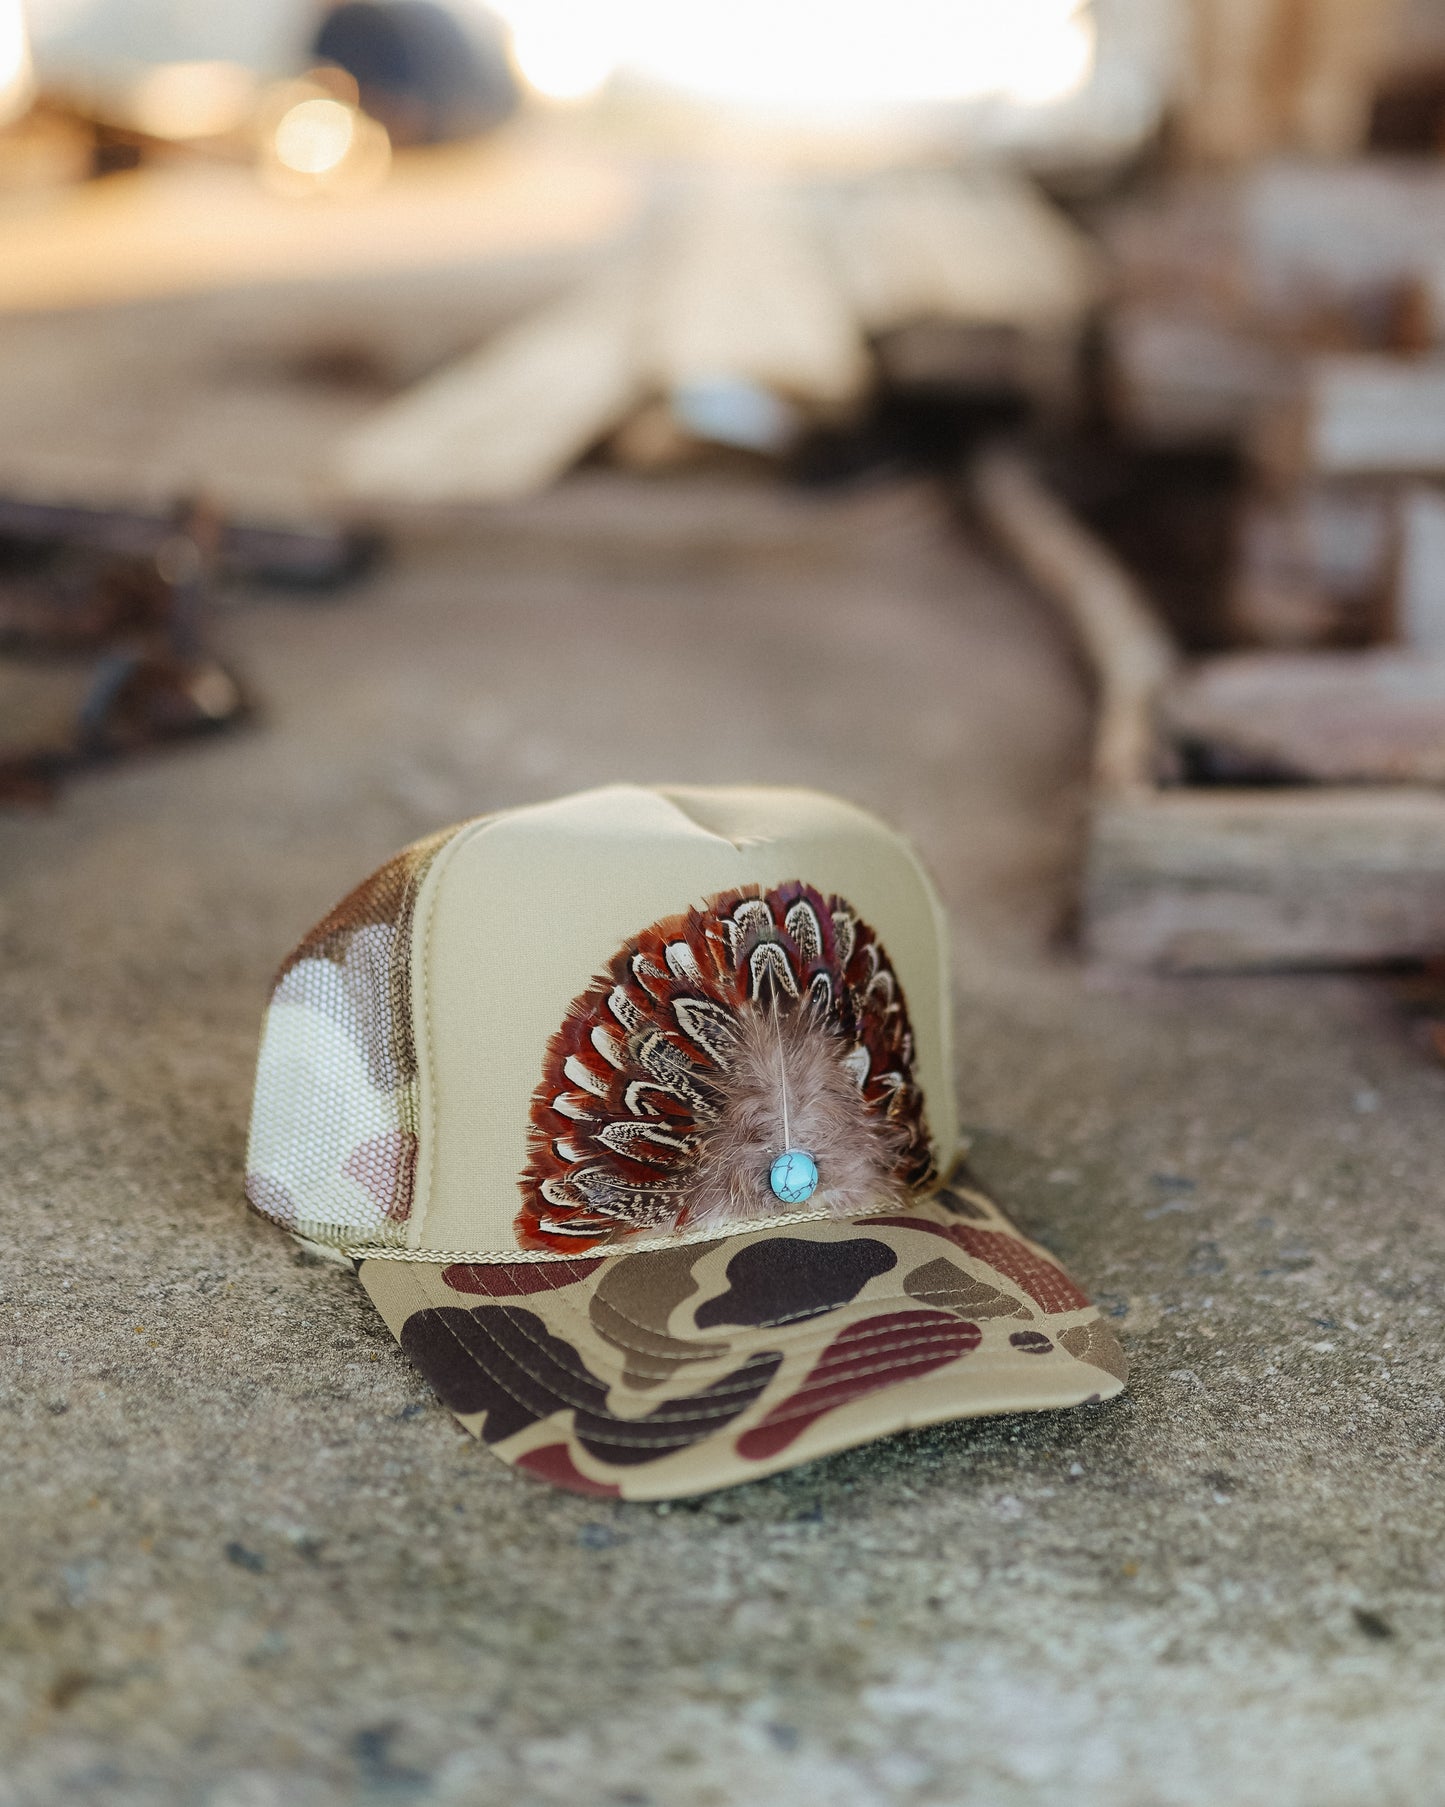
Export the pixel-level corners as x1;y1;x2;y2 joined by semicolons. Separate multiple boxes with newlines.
245;785;1125;1498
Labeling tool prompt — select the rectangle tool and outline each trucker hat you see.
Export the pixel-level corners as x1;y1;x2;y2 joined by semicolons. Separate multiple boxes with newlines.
245;784;1125;1499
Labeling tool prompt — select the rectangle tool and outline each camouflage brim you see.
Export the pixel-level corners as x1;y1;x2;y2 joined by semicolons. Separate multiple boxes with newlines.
358;1164;1127;1500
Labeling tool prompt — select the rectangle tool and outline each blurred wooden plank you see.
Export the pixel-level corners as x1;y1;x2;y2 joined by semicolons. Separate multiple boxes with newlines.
1162;648;1445;783
828;169;1100;337
1180;0;1403;164
1396;262;1445;351
1258;355;1445;480
1106;302;1292;446
1229;484;1390;647
334;266;643;505
977;450;1445;971
1241;160;1445;321
1289;0;1406;155
972;449;1178;795
1394;484;1445;651
647;180;866;407
1179;0;1291;163
338;172;880;499
1087;787;1445;971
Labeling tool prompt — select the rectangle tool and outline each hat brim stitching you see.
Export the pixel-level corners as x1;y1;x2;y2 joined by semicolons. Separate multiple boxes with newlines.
437;1273;991;1407
347;1155;987;1267
420;1324;968;1453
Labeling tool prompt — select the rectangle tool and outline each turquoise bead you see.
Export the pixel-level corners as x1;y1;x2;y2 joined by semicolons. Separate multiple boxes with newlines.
769;1149;819;1205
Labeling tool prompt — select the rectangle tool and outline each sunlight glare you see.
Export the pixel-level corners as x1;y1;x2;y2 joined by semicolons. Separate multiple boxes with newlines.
0;0;33;126
497;0;1096;111
510;2;618;100
274;96;357;176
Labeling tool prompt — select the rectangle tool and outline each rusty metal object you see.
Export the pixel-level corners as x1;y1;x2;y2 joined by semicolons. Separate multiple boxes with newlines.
0;499;257;806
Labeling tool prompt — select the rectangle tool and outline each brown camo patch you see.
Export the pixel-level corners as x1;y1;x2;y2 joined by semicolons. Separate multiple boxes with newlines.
903;1256;1033;1320
1058;1319;1129;1382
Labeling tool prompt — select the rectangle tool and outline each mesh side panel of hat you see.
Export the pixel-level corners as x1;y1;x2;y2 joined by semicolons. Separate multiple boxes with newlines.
244;823;461;1249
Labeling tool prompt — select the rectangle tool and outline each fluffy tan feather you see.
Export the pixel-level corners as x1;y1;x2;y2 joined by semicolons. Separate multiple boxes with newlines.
681;1002;911;1229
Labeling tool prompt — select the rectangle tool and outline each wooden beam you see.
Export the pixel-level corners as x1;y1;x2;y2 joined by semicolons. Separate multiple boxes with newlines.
976;448;1445;972
1242;161;1445;320
827;169;1100;337
972;449;1179;795
1258;355;1445;482
334;266;644;505
1229;484;1390;648
1105;303;1291;447
1392;484;1445;651
1161;648;1445;784
645;178;866;408
1087;786;1445;971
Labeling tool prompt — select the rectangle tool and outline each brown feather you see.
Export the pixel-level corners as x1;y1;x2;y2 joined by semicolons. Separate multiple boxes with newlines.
518;881;933;1251
683;1001;911;1229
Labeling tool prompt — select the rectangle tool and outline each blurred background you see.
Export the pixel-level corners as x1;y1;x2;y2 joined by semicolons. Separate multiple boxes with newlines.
5;0;1445;989
8;10;1445;1804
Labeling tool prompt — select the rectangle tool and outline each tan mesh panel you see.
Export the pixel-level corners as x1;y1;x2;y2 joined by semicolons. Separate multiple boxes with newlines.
244;824;460;1247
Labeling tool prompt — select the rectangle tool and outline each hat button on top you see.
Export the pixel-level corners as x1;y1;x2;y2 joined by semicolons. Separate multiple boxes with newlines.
769;1149;819;1205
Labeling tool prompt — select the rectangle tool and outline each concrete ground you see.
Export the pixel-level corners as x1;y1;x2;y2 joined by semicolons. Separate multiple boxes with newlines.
2;478;1442;1807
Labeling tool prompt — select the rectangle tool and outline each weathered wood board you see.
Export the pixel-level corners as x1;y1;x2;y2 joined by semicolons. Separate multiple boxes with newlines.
973;449;1445;973
1162;648;1445;784
972;450;1177;795
1105;302;1292;446
1240;157;1445;316
1393;484;1445;651
1179;0;1402;163
1087;787;1445;972
1261;356;1445;480
335;168;1098;503
826;168;1101;337
646;179;866;406
335;266;646;505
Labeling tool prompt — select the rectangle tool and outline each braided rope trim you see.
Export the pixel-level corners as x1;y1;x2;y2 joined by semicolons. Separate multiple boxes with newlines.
345;1200;933;1266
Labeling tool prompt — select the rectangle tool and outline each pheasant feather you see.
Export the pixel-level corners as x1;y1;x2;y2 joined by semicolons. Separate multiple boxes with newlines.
519;882;933;1251
683;999;911;1230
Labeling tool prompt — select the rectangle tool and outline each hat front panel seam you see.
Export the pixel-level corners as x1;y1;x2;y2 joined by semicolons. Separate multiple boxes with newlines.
345;1168;992;1265
418;840;439;1252
411;815;494;1252
348;1201;898;1265
354;1154;973;1265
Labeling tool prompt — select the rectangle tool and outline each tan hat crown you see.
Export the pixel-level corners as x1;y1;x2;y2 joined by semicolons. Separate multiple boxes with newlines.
245;784;958;1262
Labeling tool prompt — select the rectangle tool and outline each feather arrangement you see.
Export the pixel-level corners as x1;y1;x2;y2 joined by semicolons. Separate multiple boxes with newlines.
519;882;933;1251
